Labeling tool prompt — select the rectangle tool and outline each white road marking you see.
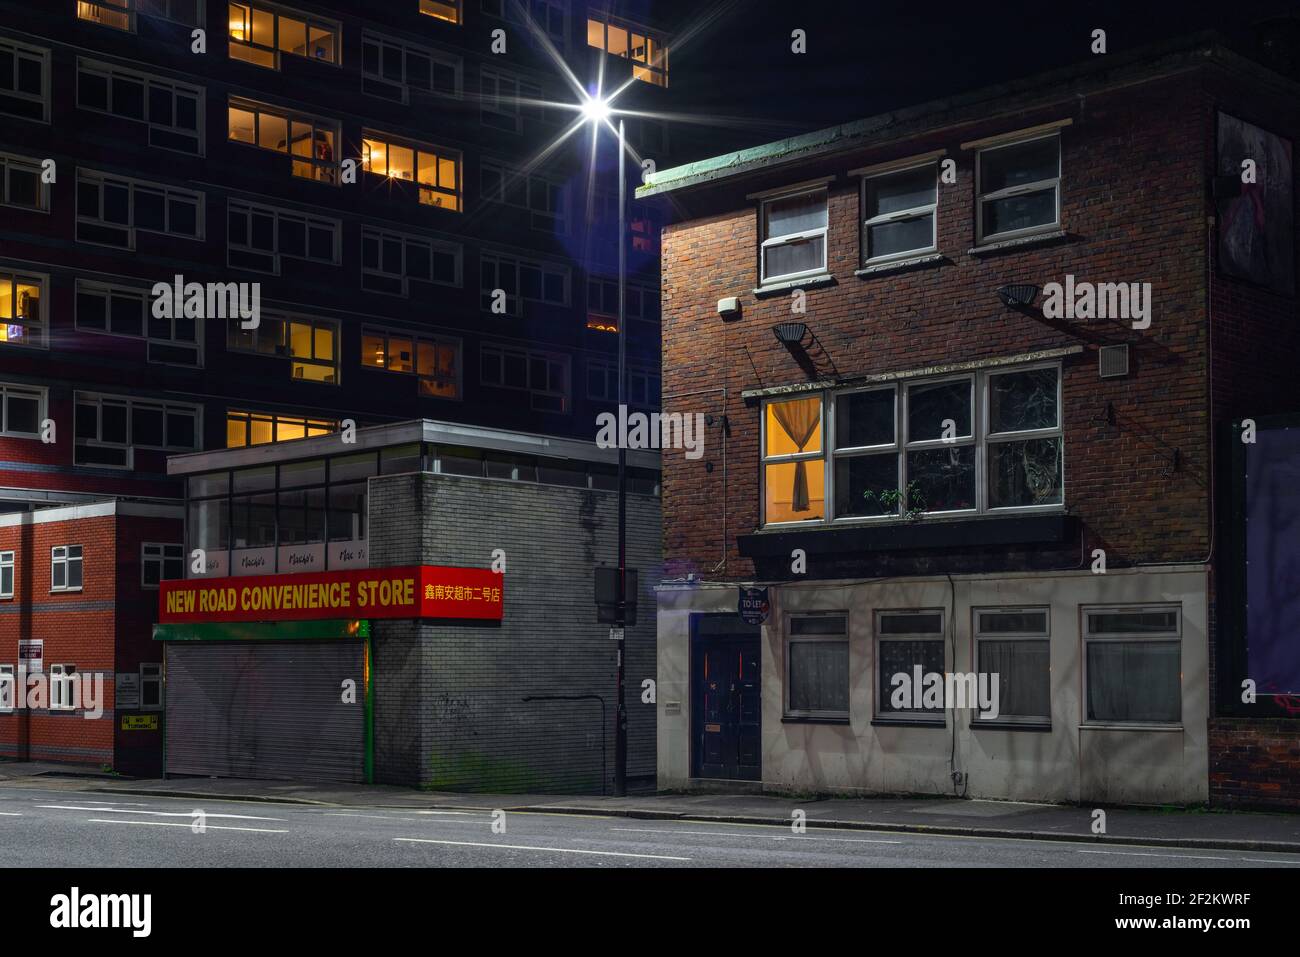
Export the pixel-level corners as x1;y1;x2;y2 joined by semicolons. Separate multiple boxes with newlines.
0;812;21;816
37;805;283;821
324;812;479;823
1242;857;1300;865
393;837;690;861
412;810;475;816
1076;849;1231;862
86;819;288;834
610;826;901;844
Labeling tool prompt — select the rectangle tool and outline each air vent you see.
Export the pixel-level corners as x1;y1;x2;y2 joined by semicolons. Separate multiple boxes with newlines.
1099;344;1129;379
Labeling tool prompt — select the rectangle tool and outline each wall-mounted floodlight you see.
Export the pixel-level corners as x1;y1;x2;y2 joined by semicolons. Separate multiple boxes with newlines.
997;284;1040;308
772;322;809;346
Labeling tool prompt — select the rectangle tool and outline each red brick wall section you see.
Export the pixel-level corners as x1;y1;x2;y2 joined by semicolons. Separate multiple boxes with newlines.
0;513;118;766
660;76;1211;581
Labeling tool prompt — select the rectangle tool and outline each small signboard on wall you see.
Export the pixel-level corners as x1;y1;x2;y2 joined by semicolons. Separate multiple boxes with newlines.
738;587;770;625
18;639;42;674
115;673;140;710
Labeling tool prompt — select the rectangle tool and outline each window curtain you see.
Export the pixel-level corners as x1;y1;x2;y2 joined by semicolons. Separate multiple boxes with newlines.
771;400;819;511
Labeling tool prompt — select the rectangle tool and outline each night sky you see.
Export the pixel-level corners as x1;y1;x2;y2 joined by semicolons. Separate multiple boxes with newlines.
652;0;1300;160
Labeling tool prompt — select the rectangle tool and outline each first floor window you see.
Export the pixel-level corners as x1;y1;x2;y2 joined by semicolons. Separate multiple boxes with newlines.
787;614;849;719
0;551;13;598
763;395;825;523
141;663;163;710
50;664;77;710
1084;605;1181;724
876;610;945;720
51;545;84;592
760;188;827;284
974;607;1050;723
142;543;184;587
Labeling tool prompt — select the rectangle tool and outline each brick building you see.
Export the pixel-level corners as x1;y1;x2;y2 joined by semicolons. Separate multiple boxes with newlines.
640;34;1299;805
0;0;692;777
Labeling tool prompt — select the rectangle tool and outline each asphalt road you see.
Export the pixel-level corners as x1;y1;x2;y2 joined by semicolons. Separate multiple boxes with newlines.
0;785;1297;868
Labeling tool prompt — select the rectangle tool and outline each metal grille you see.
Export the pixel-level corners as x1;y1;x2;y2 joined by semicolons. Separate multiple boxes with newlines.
164;641;365;783
1099;344;1129;378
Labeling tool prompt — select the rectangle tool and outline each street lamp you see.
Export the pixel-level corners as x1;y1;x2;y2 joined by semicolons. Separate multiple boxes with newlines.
579;95;630;798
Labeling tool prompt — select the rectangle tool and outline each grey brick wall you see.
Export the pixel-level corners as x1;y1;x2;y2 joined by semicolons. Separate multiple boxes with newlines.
369;471;660;793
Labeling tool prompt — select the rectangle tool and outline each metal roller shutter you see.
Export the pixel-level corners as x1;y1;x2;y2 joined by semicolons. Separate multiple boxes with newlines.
164;641;364;783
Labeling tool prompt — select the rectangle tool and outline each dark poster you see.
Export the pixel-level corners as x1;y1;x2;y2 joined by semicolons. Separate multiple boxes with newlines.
1246;427;1300;695
1217;112;1295;295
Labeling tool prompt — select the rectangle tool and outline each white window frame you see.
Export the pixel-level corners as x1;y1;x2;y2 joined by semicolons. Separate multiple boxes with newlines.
76;169;205;250
0;551;13;599
227;97;342;185
227;1;341;71
360;325;462;400
74;280;203;367
76;58;204;155
480;343;569;413
141;542;184;588
973;606;1051;726
975;133;1062;245
49;664;78;711
0;271;48;349
226;200;341;276
480;67;543;133
481;158;566;233
762;362;1065;528
78;0;136;32
0;383;46;439
360;31;462;104
874;609;946;723
361;226;462;297
0;664;13;711
861;161;938;264
586;11;668;87
1082;603;1183;727
0;39;51;124
0;152;50;212
140;662;163;711
361;131;462;210
479;251;569;316
51;546;83;594
74;392;202;468
759;186;828;285
785;612;850;720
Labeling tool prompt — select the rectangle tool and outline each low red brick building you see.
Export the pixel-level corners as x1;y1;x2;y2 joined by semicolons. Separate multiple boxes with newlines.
640;34;1299;805
0;500;180;775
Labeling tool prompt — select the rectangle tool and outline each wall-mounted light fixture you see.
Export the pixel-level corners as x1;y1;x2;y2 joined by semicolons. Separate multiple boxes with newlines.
997;284;1040;309
772;322;809;346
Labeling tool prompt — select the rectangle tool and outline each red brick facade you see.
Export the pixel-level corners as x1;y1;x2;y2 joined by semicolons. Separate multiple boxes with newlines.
652;45;1299;806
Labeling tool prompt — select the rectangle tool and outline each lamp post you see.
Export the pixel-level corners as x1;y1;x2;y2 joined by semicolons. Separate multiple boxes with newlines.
581;96;628;797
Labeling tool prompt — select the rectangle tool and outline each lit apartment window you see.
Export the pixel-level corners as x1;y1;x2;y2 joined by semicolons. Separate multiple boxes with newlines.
0;272;45;349
0;551;13;599
227;200;340;273
479;252;568;316
0;39;50;122
361;227;460;296
760;187;828;284
228;98;339;184
140;662;163;709
76;170;203;249
50;664;78;710
75;280;202;367
976;134;1061;244
419;0;461;24
762;364;1063;527
862;163;938;263
975;608;1051;725
361;327;460;399
51;547;84;593
586;278;653;333
0;383;45;438
481;159;564;232
875;610;945;722
787;614;849;720
226;410;337;447
480;344;568;413
361;134;461;210
0;153;48;211
587;13;666;86
228;2;339;69
77;59;203;154
362;32;460;103
228;313;339;384
140;0;204;25
141;543;184;587
75;393;200;467
78;0;134;32
1084;605;1182;724
480;68;543;133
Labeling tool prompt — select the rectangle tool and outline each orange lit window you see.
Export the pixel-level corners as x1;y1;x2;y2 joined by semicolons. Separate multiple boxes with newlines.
419;0;460;24
229;2;337;69
229;99;339;184
362;134;460;211
361;325;460;399
763;396;825;523
0;274;44;348
227;410;338;447
79;0;134;31
586;14;667;87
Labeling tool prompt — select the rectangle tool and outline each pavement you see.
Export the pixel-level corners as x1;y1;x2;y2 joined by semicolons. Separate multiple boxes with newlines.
6;760;1300;855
